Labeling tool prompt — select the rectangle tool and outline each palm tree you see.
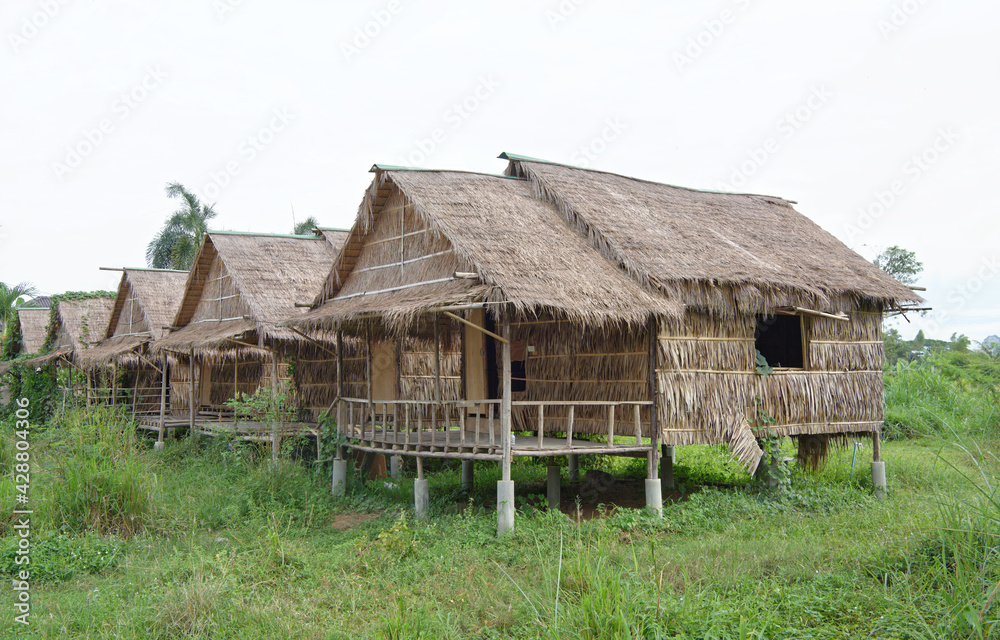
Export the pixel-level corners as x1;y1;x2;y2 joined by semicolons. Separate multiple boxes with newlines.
0;281;38;350
146;183;218;270
292;216;320;235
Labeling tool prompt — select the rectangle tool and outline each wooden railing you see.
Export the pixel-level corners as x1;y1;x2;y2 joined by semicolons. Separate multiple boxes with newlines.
335;397;655;457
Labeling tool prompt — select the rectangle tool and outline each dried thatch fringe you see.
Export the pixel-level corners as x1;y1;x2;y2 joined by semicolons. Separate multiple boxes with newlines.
727;416;764;475
796;434;830;472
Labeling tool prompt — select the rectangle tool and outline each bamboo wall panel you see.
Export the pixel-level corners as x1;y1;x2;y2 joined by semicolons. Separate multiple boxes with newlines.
657;309;885;447
506;315;653;435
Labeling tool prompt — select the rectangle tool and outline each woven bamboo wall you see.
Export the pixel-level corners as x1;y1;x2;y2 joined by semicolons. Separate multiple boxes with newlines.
506;315;653;435
190;258;249;323
343;188;463;295
111;285;151;338
169;361;193;415
657;307;884;446
207;359;265;406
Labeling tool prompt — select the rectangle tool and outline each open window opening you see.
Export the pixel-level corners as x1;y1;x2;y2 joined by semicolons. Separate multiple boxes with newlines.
755;314;805;369
510;339;527;392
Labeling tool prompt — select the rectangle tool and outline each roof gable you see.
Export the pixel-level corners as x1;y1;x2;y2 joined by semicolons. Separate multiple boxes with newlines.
306;169;680;326
105;269;188;340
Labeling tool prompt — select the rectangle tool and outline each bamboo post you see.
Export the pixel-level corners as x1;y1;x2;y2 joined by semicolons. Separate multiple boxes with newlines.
501;312;512;481
646;315;662;516
131;369;138;415
189;349;197;441
270;355;280;463
434;312;442;408
336;328;345;449
537;404;544;450
607;404;615;446
394;339;402;443
567;406;574;446
498;308;515;536
157;355;167;447
86;370;92;408
647;315;660;480
633;404;642;445
872;429;886;498
366;327;373;445
112;364;118;406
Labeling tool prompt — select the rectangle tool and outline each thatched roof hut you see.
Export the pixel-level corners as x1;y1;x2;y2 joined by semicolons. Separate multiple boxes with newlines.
153;231;339;357
16;306;50;355
288;155;921;481
148;230;346;429
279;156;923;531
24;295;116;367
77;268;188;368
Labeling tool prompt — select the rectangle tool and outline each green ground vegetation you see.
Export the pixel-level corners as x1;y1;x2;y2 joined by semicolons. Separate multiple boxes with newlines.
1;350;999;639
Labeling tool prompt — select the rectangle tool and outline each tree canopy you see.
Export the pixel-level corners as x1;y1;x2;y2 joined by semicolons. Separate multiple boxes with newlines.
292;216;319;236
874;245;923;286
0;281;38;357
146;183;218;270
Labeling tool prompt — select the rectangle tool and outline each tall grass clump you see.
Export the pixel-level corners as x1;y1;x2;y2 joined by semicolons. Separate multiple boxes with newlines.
918;440;1000;639
44;407;156;536
884;353;1000;440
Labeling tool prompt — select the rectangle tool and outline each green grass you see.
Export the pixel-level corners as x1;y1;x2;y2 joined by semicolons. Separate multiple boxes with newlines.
3;354;1000;638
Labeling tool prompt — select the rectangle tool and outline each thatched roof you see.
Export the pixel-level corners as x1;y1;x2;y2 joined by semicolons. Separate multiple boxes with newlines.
76;268;188;367
27;296;115;366
502;154;921;316
112;269;189;340
16;307;50;355
153;232;339;355
315;227;350;249
291;168;680;330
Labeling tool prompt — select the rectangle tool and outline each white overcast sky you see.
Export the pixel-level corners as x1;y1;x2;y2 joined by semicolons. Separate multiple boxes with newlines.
1;1;997;342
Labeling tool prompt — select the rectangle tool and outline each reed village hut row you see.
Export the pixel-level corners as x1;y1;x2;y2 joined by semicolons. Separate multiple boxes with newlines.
148;229;348;451
284;154;920;534
16;295;116;403
74;268;188;440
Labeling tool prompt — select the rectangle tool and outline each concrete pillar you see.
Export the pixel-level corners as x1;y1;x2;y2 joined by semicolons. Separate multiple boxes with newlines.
547;465;561;510
497;480;515;535
332;458;348;496
645;478;663;517
660;444;675;491
414;479;430;519
461;460;474;492
390;455;402;480
872;461;887;499
567;455;579;483
153;441;164;452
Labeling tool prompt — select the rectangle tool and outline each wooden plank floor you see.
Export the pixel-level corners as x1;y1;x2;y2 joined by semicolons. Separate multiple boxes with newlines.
345;425;653;459
196;419;320;441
